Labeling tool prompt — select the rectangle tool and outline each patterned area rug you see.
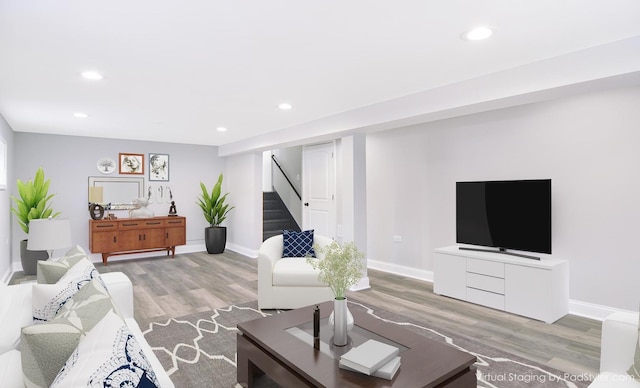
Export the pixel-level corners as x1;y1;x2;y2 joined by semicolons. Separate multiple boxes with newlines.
142;300;591;388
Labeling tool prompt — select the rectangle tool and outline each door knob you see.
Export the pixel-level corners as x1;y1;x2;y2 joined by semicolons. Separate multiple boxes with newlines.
304;202;309;207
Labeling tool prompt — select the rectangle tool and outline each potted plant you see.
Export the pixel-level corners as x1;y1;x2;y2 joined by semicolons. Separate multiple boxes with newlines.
197;173;234;254
10;167;61;275
307;241;365;346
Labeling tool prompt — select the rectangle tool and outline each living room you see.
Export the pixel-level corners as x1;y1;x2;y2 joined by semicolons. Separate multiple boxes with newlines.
1;2;640;387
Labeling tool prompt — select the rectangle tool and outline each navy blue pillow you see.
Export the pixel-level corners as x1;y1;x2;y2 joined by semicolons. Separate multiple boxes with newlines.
282;230;316;258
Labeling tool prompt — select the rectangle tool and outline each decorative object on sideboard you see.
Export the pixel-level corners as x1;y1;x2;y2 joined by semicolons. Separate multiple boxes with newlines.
88;185;105;220
197;173;234;254
118;153;144;175
129;198;154;218
89;203;105;220
96;157;116;174
147;185;154;203
149;153;169;181
168;201;178;216
11;167;61;275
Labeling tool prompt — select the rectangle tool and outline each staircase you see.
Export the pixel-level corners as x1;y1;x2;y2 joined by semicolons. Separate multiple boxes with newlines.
263;191;300;241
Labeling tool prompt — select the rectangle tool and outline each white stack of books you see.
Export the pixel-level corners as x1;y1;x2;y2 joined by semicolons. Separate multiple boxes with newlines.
339;339;401;380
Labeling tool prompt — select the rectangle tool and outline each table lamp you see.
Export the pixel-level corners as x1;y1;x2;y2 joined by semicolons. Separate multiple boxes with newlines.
27;218;72;258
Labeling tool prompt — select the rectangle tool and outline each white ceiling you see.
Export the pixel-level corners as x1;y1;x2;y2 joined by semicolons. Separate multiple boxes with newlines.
1;1;640;150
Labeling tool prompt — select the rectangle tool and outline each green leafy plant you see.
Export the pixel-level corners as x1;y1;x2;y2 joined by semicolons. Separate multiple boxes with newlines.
307;241;365;299
10;167;60;234
197;173;234;227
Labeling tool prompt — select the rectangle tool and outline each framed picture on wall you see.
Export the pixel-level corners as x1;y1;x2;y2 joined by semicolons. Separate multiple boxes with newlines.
149;153;169;181
119;153;144;175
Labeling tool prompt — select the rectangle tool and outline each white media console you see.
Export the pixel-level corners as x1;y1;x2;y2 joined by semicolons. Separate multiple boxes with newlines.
433;246;569;323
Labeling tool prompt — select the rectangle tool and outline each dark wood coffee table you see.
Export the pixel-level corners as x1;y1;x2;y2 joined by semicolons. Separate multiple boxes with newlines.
237;301;476;387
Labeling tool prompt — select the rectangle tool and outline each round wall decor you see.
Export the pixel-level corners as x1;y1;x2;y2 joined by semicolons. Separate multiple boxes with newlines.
97;158;116;174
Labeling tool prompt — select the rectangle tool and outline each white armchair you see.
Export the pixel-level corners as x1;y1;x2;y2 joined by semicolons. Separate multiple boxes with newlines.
589;311;640;387
258;234;334;310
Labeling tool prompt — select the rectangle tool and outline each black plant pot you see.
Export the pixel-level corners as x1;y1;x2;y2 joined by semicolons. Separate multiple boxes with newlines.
20;239;48;276
205;226;227;254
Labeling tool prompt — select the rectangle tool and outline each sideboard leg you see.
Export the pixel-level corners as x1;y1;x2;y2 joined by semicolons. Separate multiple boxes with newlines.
102;253;109;266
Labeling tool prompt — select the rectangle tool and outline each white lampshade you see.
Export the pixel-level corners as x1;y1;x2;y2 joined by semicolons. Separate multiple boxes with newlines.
27;218;72;253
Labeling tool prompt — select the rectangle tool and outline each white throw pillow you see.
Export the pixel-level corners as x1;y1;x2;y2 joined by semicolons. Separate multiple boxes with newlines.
22;279;121;388
51;310;160;388
37;245;89;284
32;258;102;323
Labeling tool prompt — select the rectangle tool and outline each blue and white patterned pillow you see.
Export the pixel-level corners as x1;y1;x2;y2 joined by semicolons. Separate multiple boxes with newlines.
282;229;316;258
51;310;159;388
32;258;105;323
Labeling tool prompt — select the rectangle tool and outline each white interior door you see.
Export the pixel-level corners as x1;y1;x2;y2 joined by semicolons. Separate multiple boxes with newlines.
302;142;335;239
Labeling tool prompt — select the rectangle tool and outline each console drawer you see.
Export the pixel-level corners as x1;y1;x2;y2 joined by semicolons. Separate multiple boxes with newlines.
467;287;505;310
467;258;504;278
467;272;504;294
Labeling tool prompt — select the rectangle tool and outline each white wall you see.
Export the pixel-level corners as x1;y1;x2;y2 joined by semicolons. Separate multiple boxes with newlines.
225;152;263;257
366;84;640;311
12;133;223;268
0;115;13;282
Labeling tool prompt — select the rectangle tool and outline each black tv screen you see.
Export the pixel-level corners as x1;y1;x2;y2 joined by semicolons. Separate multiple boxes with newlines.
456;179;551;254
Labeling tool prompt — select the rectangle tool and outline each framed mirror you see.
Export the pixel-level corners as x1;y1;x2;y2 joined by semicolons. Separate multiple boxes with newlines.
88;176;144;210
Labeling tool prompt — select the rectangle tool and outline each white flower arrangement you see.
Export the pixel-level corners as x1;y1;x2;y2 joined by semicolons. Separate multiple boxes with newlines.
307;241;365;299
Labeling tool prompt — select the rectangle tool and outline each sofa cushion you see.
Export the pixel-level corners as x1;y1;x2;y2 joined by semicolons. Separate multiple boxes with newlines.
272;258;327;287
51;310;160;388
37;245;88;284
0;349;23;388
0;283;33;355
22;278;119;388
282;229;316;258
32;258;102;323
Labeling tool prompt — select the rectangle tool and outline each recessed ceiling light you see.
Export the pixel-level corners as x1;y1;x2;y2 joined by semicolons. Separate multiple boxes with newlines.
216;127;227;132
81;71;103;80
461;26;494;41
73;112;88;118
278;103;292;110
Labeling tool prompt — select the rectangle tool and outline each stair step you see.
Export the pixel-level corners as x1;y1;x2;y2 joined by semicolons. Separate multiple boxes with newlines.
262;191;300;241
263;209;290;220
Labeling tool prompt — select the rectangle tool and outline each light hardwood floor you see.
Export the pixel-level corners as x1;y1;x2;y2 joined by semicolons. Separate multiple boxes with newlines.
10;250;602;377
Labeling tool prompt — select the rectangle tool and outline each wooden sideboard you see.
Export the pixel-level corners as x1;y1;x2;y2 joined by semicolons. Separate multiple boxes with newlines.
89;216;186;265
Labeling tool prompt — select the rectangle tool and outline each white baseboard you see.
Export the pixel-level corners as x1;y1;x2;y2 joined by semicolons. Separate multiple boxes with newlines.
225;243;258;259
568;299;636;322
1;267;11;284
367;259;434;282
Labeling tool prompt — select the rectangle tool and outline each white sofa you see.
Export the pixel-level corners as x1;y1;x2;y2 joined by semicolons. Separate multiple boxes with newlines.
589;311;640;387
258;234;335;310
0;272;174;388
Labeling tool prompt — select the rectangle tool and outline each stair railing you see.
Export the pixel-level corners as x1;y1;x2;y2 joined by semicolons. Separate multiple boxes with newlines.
271;154;302;200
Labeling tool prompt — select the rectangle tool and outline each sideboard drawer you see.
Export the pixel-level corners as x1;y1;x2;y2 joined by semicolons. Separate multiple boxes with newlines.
165;218;186;227
91;222;118;232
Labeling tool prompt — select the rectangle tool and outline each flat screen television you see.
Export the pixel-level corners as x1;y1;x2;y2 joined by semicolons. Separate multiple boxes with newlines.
456;179;551;260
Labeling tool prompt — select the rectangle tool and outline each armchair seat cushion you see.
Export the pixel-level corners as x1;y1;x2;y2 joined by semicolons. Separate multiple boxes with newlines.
272;258;326;287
